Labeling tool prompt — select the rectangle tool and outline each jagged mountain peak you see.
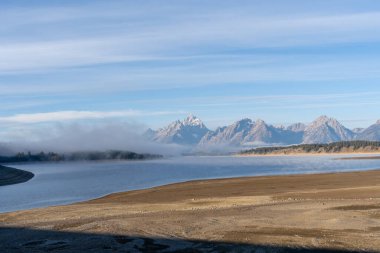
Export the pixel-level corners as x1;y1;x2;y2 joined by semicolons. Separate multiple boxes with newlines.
168;119;181;126
231;118;253;128
255;119;266;125
357;120;380;141
151;115;209;146
303;116;353;144
183;114;204;126
234;118;252;124
199;117;302;147
316;115;329;121
163;115;206;130
287;123;306;132
312;115;339;125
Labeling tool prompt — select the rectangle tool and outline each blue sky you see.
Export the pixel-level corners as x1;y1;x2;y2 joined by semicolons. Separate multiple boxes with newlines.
1;0;380;137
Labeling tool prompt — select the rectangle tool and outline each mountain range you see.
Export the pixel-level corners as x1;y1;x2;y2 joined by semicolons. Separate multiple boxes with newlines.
146;115;380;148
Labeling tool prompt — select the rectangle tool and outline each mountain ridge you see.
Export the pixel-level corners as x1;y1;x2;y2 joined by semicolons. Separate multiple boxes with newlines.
146;115;380;147
149;115;210;146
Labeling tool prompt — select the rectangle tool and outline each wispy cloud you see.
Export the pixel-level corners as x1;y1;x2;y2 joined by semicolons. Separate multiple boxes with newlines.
1;6;380;73
0;38;153;74
124;92;380;107
2;54;380;98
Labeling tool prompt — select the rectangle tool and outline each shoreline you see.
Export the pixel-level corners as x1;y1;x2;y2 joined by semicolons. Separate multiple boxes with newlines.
238;151;380;157
85;168;380;205
339;155;380;160
0;165;34;186
4;164;380;214
1;169;380;252
84;167;380;204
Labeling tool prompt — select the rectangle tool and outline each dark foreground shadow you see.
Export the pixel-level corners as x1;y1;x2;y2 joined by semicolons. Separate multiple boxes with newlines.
0;227;375;253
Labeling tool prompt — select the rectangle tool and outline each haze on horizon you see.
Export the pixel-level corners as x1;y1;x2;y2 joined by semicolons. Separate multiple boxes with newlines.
1;0;380;152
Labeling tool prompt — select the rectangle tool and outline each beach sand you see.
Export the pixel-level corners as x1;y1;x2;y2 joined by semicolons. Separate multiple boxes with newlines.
1;170;380;252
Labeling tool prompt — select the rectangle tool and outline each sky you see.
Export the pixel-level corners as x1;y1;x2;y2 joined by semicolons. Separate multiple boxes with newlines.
1;0;380;142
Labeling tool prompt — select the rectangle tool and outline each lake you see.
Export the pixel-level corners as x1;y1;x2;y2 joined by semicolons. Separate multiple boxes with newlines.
1;155;380;213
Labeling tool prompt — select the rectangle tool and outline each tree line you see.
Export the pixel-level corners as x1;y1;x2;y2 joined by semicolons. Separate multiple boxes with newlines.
241;141;380;155
0;151;162;163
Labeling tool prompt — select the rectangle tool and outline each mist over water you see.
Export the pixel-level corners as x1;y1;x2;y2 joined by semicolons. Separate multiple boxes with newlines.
0;120;186;156
2;155;380;213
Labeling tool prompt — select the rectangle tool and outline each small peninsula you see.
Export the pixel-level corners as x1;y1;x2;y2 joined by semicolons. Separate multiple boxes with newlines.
0;165;34;186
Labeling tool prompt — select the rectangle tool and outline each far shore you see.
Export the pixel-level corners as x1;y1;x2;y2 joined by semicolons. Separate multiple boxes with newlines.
1;168;380;252
339;155;380;160
0;165;34;186
237;151;380;157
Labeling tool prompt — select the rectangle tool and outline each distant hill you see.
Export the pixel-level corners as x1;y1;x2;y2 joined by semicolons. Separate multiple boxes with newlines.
240;141;380;155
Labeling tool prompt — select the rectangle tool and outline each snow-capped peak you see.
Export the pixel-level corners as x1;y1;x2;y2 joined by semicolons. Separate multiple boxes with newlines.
313;115;334;124
308;115;344;130
151;115;209;145
303;115;353;144
255;119;266;125
183;114;203;126
376;119;380;125
317;115;329;120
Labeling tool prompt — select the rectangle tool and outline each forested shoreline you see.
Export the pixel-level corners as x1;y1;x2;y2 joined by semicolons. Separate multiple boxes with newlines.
241;141;380;155
0;151;162;163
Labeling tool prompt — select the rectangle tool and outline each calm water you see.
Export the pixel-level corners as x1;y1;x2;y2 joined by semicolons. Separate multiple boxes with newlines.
1;155;380;213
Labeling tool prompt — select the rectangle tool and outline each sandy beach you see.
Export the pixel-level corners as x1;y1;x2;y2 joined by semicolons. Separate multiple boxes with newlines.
1;169;380;252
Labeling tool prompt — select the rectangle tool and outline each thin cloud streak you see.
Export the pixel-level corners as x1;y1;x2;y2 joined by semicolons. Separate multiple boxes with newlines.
1;10;380;73
0;110;185;124
130;92;380;106
2;55;380;97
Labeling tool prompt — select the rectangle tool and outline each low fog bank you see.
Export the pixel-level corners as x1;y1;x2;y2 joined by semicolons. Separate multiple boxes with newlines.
192;141;288;155
0;121;186;157
191;144;242;155
0;120;259;157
